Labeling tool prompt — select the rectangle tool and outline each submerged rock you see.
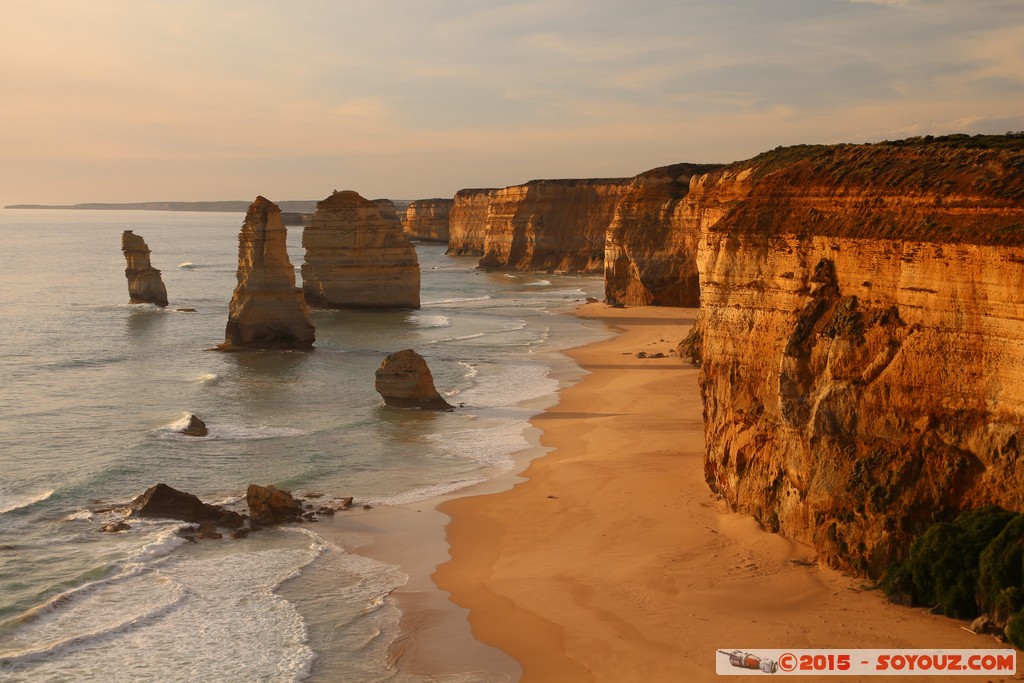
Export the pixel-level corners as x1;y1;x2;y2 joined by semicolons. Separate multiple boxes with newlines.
302;190;420;309
374;349;454;411
121;230;169;307
246;484;304;525
218;196;315;351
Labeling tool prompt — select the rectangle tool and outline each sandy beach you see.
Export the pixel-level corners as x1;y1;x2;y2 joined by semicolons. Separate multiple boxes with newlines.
434;303;1018;682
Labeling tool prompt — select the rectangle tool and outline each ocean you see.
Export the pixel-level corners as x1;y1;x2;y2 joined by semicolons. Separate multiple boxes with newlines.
0;209;608;681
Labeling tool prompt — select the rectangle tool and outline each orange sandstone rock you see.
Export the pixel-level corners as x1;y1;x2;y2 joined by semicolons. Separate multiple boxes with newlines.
218;196;315;351
403;198;453;242
302;190;420;309
121;230;168;307
686;136;1024;575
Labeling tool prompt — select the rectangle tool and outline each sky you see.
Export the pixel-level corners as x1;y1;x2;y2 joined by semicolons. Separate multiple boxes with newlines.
2;0;1022;204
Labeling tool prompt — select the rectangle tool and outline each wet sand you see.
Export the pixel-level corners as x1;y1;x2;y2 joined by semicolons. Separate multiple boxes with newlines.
433;303;1015;682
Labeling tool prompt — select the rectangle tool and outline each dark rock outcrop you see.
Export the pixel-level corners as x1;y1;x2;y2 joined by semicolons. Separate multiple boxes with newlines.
127;483;232;524
218;196;315;351
121;230;168;307
246;484;304;525
179;414;208;437
374;349;454;411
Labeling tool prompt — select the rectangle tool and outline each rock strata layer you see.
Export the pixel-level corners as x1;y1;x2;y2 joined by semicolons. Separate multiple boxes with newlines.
121;230;169;307
218;197;315;351
375;349;454;411
302;190;421;309
403;198;454;242
684;136;1024;575
478;179;631;273
447;188;494;256
604;163;724;306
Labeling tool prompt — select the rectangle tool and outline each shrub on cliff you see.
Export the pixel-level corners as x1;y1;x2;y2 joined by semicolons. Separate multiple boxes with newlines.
1007;609;1024;649
880;506;1017;618
977;514;1024;622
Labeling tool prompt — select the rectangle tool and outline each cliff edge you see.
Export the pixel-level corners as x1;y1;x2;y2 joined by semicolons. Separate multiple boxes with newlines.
685;134;1024;575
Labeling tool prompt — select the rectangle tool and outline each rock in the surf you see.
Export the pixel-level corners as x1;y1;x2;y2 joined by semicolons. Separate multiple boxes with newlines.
246;484;304;525
127;483;229;523
374;349;454;411
218;196;315;351
121;230;169;307
301;190;421;309
179;414;208;437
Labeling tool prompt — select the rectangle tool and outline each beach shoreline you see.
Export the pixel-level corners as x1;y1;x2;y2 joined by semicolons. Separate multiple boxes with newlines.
433;303;1016;682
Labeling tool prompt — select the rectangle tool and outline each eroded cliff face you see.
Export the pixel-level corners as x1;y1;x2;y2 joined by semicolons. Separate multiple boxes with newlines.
220;197;314;350
302;190;420;309
478;179;631;273
447;188;494;257
604;163;724;306
121;230;168;307
686;137;1024;575
403;198;453;242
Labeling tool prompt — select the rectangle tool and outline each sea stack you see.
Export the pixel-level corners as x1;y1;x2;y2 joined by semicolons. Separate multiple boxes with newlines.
218;196;315;351
374;349;454;411
121;230;168;307
302;190;420;309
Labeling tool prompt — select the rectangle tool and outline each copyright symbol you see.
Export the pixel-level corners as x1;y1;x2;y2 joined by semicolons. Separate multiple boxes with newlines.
778;652;797;672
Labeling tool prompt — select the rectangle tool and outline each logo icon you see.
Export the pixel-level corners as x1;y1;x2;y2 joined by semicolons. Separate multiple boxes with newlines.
719;650;778;674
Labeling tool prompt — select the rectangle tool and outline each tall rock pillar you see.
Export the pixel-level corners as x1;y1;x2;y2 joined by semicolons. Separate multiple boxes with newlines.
121;230;169;307
218;196;315;350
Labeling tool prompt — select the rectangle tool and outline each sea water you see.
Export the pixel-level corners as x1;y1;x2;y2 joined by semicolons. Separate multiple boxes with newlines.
0;209;608;681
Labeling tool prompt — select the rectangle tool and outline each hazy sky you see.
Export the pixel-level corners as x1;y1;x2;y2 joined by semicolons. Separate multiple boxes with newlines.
2;0;1022;204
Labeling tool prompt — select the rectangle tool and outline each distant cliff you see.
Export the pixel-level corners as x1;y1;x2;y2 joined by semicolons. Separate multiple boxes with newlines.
448;189;494;257
403;198;454;242
478;179;631;273
682;135;1024;575
604;163;724;306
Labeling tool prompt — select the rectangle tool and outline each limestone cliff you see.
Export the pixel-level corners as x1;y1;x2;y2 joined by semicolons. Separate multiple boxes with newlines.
218;196;315;351
604;163;724;306
685;135;1024;575
478;178;631;273
447;188;494;257
403;198;454;242
302;190;420;309
374;198;400;221
121;230;168;307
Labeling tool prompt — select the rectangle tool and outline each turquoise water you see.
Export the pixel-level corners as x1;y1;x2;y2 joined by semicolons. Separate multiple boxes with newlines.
0;209;606;681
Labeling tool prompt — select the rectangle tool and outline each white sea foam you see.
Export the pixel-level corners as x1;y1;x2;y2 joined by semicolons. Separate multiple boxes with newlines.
524;279;551;287
177;261;194;269
0;490;54;515
409;313;452;328
63;509;94;522
192;372;219;384
421;294;492;306
1;529;322;682
155;414;302;441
